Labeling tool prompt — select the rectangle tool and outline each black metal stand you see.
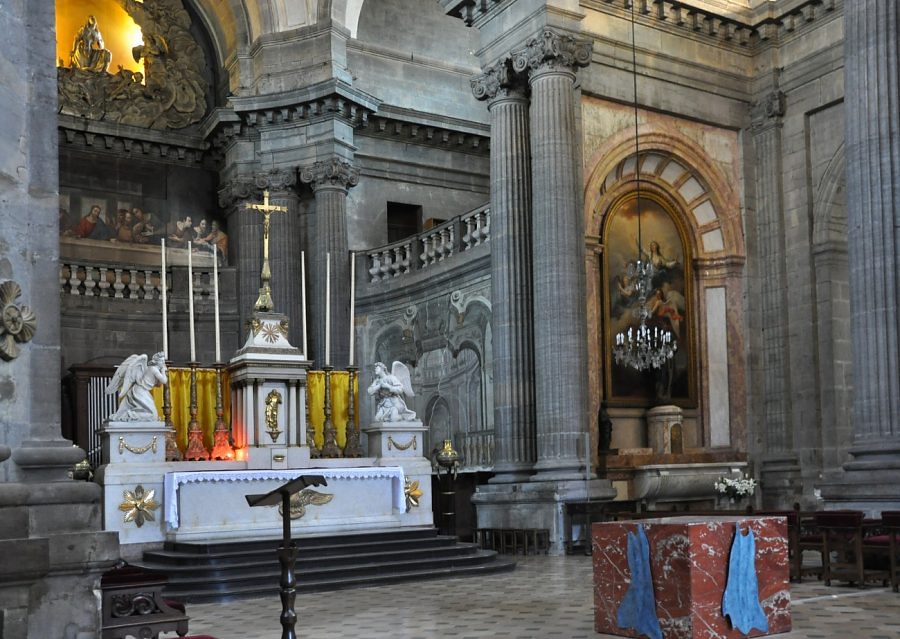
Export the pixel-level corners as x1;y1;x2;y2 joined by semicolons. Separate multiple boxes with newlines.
439;471;456;537
246;475;327;639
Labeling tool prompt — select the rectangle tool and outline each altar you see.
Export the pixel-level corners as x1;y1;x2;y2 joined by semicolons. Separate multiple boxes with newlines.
592;516;791;639
163;466;408;541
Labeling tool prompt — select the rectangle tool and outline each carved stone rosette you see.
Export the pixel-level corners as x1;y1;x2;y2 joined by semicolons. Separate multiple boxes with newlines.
0;280;37;361
511;29;592;76
300;158;360;192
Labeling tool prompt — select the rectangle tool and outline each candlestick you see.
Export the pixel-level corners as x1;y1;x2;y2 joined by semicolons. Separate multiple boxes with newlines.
188;246;196;362
161;239;168;358
301;250;308;358
213;252;221;363
325;252;331;367
349;251;355;367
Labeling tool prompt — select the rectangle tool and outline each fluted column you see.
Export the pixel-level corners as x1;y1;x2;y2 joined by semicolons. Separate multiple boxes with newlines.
822;2;900;507
300;158;359;367
472;60;536;483
219;177;261;342
512;30;592;480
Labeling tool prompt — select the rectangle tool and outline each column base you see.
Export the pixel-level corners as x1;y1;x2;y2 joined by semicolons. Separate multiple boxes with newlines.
819;440;900;514
759;452;803;509
472;478;616;554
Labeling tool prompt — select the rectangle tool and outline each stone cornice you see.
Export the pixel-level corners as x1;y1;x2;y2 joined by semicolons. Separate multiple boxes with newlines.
299;158;360;192
580;0;841;52
356;109;490;156
511;29;592;76
471;59;529;102
58;114;208;167
228;79;379;129
441;0;514;27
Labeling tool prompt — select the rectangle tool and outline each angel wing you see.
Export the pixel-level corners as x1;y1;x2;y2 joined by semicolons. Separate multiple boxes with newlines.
391;361;415;398
279;489;334;520
106;354;147;400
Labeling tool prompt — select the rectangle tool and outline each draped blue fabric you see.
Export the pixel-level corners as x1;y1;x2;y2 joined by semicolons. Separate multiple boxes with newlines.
616;525;662;639
722;527;769;635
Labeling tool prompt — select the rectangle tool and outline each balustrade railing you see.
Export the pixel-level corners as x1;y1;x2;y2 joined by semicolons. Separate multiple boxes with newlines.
367;204;489;283
60;261;218;300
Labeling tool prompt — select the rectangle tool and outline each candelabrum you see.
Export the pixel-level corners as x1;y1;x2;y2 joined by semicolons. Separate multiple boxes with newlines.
306;379;320;458
185;362;208;460
613;259;677;371
163;360;181;461
343;366;363;457
210;363;233;460
320;366;341;457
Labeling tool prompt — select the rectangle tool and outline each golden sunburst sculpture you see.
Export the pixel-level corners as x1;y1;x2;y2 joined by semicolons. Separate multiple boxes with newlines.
0;281;37;361
118;485;159;527
278;489;334;520
405;478;423;509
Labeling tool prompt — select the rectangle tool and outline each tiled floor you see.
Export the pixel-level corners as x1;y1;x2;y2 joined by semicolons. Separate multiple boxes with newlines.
169;555;900;639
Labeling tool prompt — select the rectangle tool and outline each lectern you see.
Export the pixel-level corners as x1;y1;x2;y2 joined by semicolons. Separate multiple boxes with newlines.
246;475;327;639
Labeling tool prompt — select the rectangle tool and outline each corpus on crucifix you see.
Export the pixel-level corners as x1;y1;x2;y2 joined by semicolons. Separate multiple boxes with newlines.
246;190;288;312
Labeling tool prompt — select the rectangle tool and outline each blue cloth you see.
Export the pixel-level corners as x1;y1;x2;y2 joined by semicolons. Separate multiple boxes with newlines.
722;527;769;635
616;525;662;639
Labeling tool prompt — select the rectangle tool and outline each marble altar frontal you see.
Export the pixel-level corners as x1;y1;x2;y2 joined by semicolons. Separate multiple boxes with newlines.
592;516;791;639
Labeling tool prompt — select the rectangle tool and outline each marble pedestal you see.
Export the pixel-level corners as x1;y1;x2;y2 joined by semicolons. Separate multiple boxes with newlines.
592;516;791;639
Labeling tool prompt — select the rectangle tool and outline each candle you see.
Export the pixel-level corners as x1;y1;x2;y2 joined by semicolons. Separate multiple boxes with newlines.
301;250;308;358
213;251;221;363
188;245;196;362
325;252;331;367
349;251;356;367
161;239;168;358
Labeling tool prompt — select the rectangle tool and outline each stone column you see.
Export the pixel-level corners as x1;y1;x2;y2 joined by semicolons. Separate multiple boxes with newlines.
512;30;592;481
219;176;261;340
300;158;359;368
823;1;900;509
256;169;304;346
471;60;537;483
749;88;800;504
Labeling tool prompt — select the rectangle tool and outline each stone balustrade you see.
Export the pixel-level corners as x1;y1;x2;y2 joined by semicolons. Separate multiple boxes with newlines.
59;261;221;300
367;204;489;283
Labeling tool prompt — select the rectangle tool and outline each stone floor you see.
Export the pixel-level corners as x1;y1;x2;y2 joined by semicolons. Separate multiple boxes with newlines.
167;555;900;639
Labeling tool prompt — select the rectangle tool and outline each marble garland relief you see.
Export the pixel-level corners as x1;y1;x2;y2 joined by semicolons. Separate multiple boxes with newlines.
57;0;208;130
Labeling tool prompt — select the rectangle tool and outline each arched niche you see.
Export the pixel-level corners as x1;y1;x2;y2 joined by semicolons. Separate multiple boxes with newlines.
586;144;746;452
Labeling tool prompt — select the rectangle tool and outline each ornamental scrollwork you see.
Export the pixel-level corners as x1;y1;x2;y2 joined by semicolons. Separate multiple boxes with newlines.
0;281;37;361
300;158;360;192
511;29;592;75
57;0;207;129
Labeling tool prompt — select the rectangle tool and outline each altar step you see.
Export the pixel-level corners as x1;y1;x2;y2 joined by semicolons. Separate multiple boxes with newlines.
135;527;515;603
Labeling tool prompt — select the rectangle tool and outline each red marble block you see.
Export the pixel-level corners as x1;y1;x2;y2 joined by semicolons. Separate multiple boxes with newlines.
593;516;791;639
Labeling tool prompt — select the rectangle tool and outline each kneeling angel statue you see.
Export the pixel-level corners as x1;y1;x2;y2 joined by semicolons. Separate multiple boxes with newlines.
106;352;168;421
368;361;417;422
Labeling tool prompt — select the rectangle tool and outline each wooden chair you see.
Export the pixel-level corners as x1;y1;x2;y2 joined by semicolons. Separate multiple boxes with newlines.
815;510;887;587
796;510;824;580
863;510;900;592
101;563;190;639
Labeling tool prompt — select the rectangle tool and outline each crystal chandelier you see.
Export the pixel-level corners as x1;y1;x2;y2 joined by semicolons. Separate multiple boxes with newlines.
612;3;677;372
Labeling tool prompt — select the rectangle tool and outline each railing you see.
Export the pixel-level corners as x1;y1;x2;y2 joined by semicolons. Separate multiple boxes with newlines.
367;204;489;283
459;428;494;469
59;261;218;299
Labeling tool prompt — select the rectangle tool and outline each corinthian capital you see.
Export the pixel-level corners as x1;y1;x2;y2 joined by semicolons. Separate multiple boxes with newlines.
471;59;527;102
511;29;592;76
254;167;299;192
300;158;360;192
218;176;259;209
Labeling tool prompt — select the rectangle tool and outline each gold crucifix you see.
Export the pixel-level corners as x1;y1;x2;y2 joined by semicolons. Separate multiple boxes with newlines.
246;190;288;312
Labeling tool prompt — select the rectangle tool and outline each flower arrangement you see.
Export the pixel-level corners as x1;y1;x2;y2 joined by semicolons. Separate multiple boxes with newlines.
714;474;757;500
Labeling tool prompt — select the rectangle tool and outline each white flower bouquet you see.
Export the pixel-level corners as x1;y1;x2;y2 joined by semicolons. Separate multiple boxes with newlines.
714;474;757;499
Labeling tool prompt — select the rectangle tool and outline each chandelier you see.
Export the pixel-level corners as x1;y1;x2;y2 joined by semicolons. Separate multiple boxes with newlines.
612;3;677;372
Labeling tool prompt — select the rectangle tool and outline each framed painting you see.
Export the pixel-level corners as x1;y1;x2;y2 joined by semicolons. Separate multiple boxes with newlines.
602;192;696;406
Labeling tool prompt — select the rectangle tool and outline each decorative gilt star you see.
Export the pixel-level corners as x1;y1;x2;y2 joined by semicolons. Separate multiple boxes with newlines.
405;479;423;509
118;485;159;528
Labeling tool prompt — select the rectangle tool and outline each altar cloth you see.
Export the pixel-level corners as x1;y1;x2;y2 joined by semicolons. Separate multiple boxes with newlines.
164;467;406;529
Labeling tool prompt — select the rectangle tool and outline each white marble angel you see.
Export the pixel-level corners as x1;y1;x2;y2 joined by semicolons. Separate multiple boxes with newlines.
106;352;168;421
367;361;417;422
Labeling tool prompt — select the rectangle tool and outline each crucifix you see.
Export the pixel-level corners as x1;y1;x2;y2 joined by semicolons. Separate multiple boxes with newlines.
246;189;288;312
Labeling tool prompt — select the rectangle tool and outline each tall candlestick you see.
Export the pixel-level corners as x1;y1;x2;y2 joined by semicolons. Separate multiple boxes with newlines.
213;252;221;363
348;251;356;366
325;252;331;367
188;246;196;362
301;250;308;358
161;239;168;358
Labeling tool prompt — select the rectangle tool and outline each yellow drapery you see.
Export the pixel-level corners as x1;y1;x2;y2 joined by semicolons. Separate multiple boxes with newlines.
305;371;359;449
152;368;231;454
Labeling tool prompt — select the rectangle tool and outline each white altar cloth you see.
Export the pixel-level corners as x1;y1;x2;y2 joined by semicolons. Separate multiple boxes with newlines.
164;467;406;529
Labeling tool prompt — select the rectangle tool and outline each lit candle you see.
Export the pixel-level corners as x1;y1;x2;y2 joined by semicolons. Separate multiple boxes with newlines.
349;251;356;367
188;245;196;362
161;239;168;358
325;252;331;367
301;250;308;358
213;251;221;363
